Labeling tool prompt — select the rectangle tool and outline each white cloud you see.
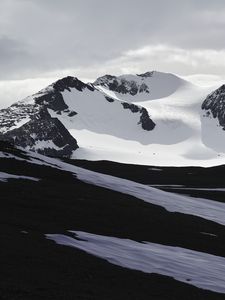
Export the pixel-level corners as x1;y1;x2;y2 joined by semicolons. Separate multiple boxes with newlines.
1;44;225;109
0;77;56;109
105;45;225;77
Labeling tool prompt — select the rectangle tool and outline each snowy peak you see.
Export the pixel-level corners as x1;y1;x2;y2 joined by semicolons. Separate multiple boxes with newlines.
0;75;156;158
51;76;95;93
0;76;93;157
31;76;94;114
94;71;189;102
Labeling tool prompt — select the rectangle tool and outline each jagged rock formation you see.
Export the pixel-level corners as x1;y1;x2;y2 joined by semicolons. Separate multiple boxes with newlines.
202;85;225;129
2;108;78;157
0;77;86;157
94;74;150;95
121;102;155;130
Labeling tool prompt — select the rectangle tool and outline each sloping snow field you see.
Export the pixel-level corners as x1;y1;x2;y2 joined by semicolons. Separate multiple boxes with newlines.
47;231;225;294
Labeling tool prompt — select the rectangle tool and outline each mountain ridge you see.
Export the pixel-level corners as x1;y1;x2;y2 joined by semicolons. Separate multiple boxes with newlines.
1;71;225;166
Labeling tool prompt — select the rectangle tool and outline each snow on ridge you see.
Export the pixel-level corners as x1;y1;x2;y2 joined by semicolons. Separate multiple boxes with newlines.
46;231;225;294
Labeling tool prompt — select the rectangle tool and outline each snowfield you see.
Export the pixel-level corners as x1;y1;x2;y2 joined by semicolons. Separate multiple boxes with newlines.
46;231;225;294
62;72;225;166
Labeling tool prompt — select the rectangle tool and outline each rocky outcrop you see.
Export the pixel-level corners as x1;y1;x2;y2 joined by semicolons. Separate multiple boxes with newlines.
3;108;78;157
202;85;225;129
137;71;154;78
52;76;94;93
0;77;83;157
121;102;155;131
94;75;150;95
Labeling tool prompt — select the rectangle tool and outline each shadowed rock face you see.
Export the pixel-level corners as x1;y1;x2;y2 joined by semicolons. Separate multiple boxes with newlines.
2;108;78;157
137;71;154;78
52;76;95;93
35;76;93;114
94;75;150;95
202;85;225;129
139;108;156;131
0;77;83;158
121;102;155;131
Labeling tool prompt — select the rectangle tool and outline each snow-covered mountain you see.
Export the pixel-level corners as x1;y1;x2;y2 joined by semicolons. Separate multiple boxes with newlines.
1;71;225;166
0;76;155;157
94;71;188;102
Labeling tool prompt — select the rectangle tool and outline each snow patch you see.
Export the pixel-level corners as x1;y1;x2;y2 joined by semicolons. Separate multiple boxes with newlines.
25;152;225;226
0;171;39;182
47;231;225;294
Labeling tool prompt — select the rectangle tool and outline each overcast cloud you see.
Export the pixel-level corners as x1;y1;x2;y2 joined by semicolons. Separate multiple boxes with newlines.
1;0;225;107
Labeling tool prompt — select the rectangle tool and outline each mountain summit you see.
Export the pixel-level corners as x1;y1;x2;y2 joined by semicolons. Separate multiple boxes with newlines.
94;71;188;102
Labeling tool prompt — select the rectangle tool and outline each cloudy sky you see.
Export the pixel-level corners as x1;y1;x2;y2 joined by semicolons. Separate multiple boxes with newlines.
1;0;225;107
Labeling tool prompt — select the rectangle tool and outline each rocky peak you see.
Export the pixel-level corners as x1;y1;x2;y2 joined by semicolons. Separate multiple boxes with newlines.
52;76;94;93
202;84;225;128
94;74;150;95
137;71;154;78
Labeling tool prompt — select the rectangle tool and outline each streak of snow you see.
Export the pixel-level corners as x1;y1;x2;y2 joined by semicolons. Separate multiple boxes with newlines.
26;152;225;226
47;231;225;294
0;171;39;182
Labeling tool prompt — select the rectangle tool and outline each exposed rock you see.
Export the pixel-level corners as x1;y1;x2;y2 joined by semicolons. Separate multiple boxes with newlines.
105;96;115;103
121;102;155;131
3;108;78;158
202;85;225;128
68;110;77;117
35;92;69;112
137;71;154;78
52;76;94;92
121;102;140;113
139;108;156;131
94;75;150;95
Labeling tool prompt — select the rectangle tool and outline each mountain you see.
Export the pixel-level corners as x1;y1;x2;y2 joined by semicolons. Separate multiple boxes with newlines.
2;73;225;300
0;76;155;157
1;140;225;299
1;71;225;166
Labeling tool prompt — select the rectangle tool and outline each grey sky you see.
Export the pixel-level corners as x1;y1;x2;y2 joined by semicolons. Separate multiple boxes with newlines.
1;0;225;107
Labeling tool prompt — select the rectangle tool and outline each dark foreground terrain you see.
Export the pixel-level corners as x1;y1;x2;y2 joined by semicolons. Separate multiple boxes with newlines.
0;142;225;299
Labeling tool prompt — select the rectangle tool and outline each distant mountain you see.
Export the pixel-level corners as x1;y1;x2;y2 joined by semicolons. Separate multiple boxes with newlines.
1;71;225;166
93;71;188;101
